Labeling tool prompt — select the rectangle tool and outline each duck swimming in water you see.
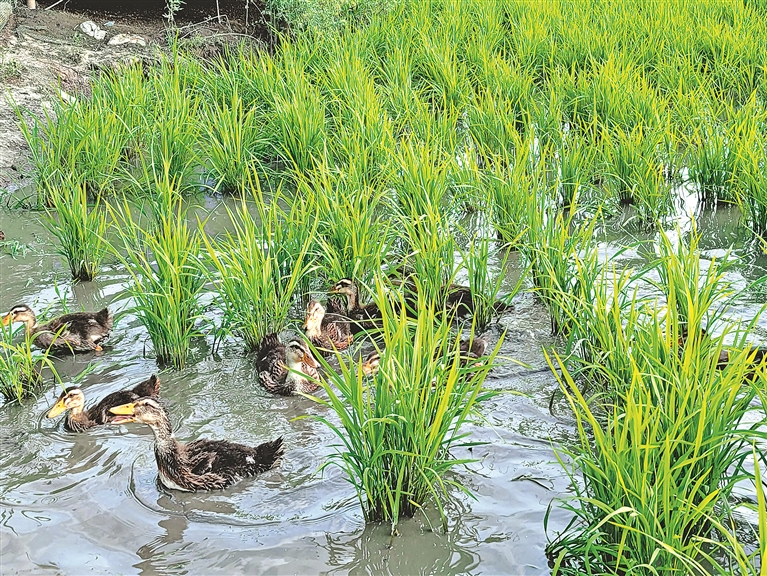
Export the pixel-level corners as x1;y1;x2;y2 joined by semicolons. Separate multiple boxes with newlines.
328;278;382;333
303;300;353;356
256;334;319;395
110;397;283;492
46;374;161;432
2;305;113;352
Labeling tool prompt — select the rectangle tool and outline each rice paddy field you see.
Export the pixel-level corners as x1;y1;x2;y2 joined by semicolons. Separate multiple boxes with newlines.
2;0;767;573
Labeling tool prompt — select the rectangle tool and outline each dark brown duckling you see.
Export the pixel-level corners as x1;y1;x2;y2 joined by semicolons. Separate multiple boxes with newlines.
446;284;512;318
303;300;353;356
256;333;319;395
2;304;113;352
46;374;161;432
109;397;283;492
328;278;382;334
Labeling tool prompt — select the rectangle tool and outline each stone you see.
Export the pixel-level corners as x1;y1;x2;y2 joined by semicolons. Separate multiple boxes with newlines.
107;34;147;47
80;21;106;41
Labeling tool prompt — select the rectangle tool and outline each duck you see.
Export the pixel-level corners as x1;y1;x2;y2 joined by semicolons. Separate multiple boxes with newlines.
46;374;161;432
361;350;381;376
256;333;319;395
303;300;353;356
445;284;512;319
328;278;382;333
109;397;283;492
2;304;113;352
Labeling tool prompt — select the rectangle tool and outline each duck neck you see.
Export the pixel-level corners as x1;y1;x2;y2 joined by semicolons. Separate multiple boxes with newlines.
24;316;38;332
345;289;358;311
305;315;323;338
148;417;177;452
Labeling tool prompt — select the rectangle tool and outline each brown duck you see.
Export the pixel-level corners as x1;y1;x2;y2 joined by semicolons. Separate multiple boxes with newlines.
2;304;113;352
256;333;319;395
110;397;283;492
303;300;353;356
46;374;161;432
328;278;382;333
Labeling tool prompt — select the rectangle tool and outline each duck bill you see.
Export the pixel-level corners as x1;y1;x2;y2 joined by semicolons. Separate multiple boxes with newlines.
46;399;67;419
328;287;340;294
1;314;10;326
109;402;136;424
302;352;316;367
302;319;309;329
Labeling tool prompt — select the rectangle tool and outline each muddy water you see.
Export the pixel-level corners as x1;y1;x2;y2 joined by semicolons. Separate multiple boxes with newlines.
0;196;762;575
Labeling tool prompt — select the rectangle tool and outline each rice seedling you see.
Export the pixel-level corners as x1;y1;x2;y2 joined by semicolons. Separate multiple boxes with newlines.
735;129;767;234
306;278;501;531
545;308;767;574
270;71;326;176
108;173;206;368
199;91;267;194
556;131;596;208
15;99;127;203
687;122;738;203
304;168;394;286
42;178;108;282
652;226;737;328
202;176;317;352
604;125;674;225
520;198;600;337
459;235;524;332
0;322;58;402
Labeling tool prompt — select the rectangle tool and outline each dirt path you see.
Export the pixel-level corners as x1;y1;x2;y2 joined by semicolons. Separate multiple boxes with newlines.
0;2;264;190
0;6;170;189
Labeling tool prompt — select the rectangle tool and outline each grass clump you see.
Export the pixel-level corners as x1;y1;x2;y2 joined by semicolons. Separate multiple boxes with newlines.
109;174;205;368
309;280;500;531
43;178;108;282
203;181;316;351
0;323;58;403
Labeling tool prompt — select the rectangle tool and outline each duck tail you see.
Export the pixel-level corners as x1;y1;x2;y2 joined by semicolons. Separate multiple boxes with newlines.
97;307;114;330
254;437;284;470
260;332;281;351
133;374;161;397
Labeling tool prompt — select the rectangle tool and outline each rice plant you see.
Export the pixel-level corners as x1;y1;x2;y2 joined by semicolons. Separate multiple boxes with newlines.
43;178;108;282
306;279;501;531
305;168;394;286
687;122;737;203
0;322;58;403
459;235;524;331
202;177;317;351
735;129;767;233
520;199;600;336
108;174;205;368
556;131;596;208
199;91;267;195
545;309;767;574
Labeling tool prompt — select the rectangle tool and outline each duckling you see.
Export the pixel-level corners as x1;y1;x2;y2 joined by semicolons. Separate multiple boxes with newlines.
109;397;283;492
256;333;319;395
361;350;381;376
303;300;353;356
46;374;161;432
445;284;512;318
2;304;113;352
328;278;381;333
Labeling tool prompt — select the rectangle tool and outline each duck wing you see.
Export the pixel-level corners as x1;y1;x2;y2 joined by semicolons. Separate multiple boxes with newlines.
257;334;289;394
321;314;353;350
187;437;283;477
